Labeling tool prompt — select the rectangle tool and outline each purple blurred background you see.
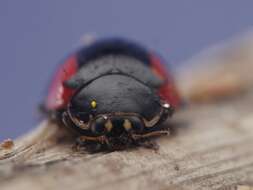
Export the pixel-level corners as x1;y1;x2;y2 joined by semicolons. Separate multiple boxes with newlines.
1;1;253;141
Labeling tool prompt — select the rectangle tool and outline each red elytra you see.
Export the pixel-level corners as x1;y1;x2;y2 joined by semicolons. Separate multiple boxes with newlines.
46;55;78;110
149;53;181;109
46;49;181;111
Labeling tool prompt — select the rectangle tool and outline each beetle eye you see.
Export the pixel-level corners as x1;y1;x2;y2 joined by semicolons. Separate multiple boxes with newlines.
90;100;97;109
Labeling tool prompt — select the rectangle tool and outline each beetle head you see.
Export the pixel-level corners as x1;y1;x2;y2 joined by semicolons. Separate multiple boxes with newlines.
65;74;173;137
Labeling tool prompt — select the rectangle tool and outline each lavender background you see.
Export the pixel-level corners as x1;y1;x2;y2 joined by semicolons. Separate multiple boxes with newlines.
0;1;253;141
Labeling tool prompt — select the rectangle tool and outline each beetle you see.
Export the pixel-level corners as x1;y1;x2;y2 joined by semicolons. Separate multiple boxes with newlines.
43;38;181;150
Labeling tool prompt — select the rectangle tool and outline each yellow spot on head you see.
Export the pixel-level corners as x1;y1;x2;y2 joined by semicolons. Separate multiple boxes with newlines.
123;119;132;131
90;100;97;109
105;120;113;131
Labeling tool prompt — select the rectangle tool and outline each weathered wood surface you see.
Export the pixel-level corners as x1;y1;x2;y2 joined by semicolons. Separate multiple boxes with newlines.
176;31;253;103
1;91;253;190
1;33;253;190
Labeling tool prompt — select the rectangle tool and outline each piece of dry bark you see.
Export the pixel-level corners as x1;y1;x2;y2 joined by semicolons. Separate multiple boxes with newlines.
1;90;253;190
176;31;253;103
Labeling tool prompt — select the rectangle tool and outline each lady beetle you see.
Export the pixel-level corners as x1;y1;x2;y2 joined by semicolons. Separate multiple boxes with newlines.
43;38;180;150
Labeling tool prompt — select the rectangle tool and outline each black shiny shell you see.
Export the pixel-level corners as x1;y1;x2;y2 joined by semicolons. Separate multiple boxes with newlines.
71;73;162;120
65;55;164;90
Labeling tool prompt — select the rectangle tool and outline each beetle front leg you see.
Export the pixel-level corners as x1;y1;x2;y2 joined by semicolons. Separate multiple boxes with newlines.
74;135;110;153
77;135;109;144
131;130;169;140
130;130;169;150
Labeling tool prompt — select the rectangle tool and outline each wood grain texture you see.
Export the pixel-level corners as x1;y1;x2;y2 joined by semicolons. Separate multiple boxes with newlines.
1;90;253;190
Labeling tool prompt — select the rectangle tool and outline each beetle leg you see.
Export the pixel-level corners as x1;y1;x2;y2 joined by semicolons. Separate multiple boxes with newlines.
77;135;108;144
130;130;169;151
74;135;110;152
62;111;76;129
131;130;169;140
74;137;102;153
